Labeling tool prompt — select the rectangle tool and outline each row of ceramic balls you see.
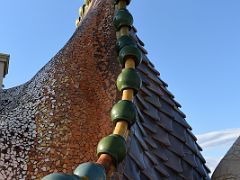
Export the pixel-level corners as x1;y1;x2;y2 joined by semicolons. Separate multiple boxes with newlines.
42;0;142;179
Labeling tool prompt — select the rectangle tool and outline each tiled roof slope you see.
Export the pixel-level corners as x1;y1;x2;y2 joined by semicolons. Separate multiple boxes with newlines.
112;26;210;179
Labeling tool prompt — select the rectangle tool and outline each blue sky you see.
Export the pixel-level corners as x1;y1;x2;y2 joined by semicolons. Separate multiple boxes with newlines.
1;0;240;173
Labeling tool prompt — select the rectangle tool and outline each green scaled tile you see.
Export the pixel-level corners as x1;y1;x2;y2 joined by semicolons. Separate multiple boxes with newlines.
74;162;106;180
42;173;82;180
111;100;137;127
117;68;142;94
114;9;133;30
118;45;142;67
116;35;135;53
97;134;127;165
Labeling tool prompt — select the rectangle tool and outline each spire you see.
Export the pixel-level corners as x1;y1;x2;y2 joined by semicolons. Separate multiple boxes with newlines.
212;136;240;179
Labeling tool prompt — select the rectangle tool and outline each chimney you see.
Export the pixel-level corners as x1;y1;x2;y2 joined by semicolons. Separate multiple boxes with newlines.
0;53;10;89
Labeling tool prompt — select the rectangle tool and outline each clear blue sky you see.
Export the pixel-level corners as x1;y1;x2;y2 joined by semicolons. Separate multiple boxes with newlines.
1;0;240;137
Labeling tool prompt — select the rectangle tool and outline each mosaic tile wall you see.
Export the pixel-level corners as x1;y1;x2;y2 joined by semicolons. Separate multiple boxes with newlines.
0;0;119;179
